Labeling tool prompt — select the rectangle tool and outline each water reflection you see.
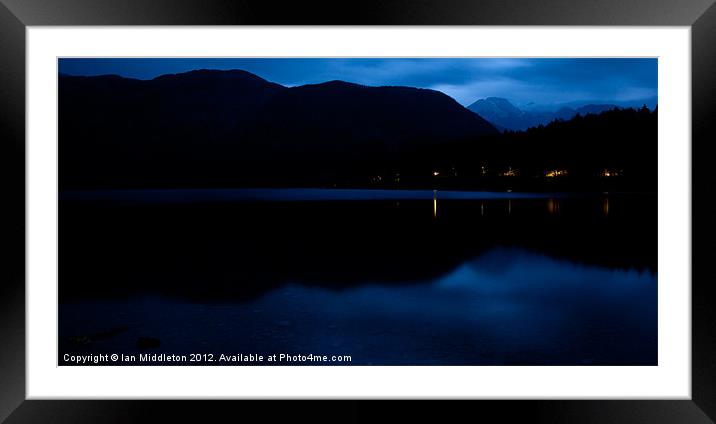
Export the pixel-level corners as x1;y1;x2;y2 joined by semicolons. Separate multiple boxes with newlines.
59;189;657;365
59;247;656;365
433;190;438;218
547;198;561;215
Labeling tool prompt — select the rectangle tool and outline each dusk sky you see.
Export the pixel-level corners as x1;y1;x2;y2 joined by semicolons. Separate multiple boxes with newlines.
59;58;657;110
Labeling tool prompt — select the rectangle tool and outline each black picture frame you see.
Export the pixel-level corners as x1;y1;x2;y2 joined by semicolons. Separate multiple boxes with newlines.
1;1;715;422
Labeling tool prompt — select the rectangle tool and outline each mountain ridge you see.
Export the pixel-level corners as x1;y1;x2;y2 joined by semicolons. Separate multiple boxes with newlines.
468;97;623;131
59;69;498;189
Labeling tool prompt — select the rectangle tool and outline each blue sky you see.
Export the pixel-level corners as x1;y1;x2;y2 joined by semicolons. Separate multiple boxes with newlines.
59;58;657;109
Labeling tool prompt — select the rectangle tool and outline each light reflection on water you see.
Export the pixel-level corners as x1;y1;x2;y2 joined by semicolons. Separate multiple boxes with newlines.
547;198;560;215
433;190;438;218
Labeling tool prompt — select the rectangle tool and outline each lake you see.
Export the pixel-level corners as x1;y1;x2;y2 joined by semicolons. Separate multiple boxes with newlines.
59;189;657;365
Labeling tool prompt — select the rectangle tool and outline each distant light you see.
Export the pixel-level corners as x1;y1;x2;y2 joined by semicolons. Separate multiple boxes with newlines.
601;169;621;178
433;171;440;176
501;167;517;177
545;169;567;178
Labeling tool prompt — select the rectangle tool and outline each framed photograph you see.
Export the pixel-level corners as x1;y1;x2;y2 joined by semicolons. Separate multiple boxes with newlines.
2;0;715;422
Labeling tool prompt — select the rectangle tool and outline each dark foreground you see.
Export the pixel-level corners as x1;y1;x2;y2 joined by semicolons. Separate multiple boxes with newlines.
59;189;657;365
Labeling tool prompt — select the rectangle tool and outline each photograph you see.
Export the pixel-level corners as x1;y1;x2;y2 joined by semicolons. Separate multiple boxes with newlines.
57;57;658;366
2;0;711;418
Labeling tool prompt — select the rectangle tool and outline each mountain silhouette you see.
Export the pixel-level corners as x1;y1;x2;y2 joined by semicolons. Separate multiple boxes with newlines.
60;70;497;189
254;80;496;153
468;97;619;131
59;69;655;192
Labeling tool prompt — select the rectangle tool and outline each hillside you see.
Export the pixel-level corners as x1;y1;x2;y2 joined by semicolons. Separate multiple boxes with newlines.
59;70;497;188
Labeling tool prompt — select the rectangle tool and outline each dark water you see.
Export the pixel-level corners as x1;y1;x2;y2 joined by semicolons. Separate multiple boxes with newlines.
59;189;657;365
